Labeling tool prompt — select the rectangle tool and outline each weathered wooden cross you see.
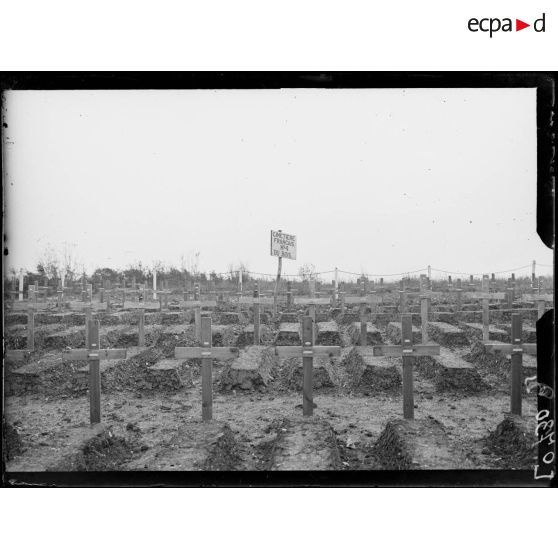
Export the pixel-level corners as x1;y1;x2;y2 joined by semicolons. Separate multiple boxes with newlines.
175;299;218;342
237;289;275;345
276;316;341;416
123;300;161;345
354;314;440;419
482;313;536;415
174;316;239;420
346;294;384;346
520;293;553;319
293;296;332;344
63;320;127;424
462;275;507;342
5;307;36;361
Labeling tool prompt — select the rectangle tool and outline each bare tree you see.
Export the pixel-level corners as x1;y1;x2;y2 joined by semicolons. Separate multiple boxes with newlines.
36;243;60;279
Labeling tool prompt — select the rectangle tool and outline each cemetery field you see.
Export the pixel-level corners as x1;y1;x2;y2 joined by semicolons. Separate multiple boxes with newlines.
3;281;551;473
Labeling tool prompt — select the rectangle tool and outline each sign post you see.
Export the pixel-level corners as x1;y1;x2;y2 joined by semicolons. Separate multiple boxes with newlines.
270;229;297;317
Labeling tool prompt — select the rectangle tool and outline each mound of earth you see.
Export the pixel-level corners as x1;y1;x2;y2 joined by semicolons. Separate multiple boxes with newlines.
485;414;537;469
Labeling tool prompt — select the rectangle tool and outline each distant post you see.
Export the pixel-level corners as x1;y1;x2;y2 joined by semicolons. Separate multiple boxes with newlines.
420;296;428;343
27;308;35;352
482;274;490;342
531;260;536;291
18;269;24;301
308;279;315;298
152;270;157;300
334;267;339;302
253;287;260;345
138;308;145;346
287;281;293;307
456;278;462;312
84;306;92;347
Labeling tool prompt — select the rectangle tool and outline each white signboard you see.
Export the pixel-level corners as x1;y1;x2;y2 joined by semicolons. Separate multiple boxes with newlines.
270;230;297;260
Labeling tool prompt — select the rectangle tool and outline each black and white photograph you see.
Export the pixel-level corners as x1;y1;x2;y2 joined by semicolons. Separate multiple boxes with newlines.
2;74;555;484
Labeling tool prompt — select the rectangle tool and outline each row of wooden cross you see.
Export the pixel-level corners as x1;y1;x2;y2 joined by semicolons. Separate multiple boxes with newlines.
30;311;538;426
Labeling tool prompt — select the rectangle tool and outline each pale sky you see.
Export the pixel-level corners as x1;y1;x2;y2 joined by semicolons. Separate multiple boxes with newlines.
2;88;552;281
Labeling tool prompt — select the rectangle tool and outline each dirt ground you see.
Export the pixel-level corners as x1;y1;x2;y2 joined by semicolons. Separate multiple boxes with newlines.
3;301;542;473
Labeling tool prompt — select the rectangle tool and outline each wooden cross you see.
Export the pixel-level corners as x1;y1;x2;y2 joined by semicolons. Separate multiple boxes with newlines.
398;287;408;313
275;316;341;416
123;300;161;345
5;307;35;361
449;278;464;312
175;299;218;341
174;316;238;420
63;320;127;424
462;275;507;342
293;296;332;344
81;282;93;303
308;279;316;298
350;294;384;346
483;313;536;415
520;293;553;319
354;314;440;419
237;290;275;344
286;281;293;307
18;269;25;301
156;289;171;310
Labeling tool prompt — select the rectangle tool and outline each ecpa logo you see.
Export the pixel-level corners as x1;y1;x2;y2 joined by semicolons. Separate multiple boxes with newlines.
468;13;546;37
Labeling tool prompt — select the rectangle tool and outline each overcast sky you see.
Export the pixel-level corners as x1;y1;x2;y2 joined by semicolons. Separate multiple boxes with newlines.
2;88;552;281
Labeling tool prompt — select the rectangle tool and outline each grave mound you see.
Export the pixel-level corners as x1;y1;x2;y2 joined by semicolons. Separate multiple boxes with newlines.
161;311;183;325
347;322;383;345
335;312;359;326
124;421;242;471
211;324;240;347
275;322;301;345
416;348;489;393
279;356;340;390
386;322;421;345
267;418;341;470
110;347;192;392
48;426;140;471
427;322;469;347
218;312;241;325
316;321;341;345
219;346;278;391
485;414;536;469
374;418;471;469
279;312;299;323
343;347;401;392
5;323;66;350
236;324;274;347
460;323;508;343
465;341;536;394
5;354;94;397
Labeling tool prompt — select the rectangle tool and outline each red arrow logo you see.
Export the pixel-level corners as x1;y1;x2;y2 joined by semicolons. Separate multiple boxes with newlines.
516;19;530;31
